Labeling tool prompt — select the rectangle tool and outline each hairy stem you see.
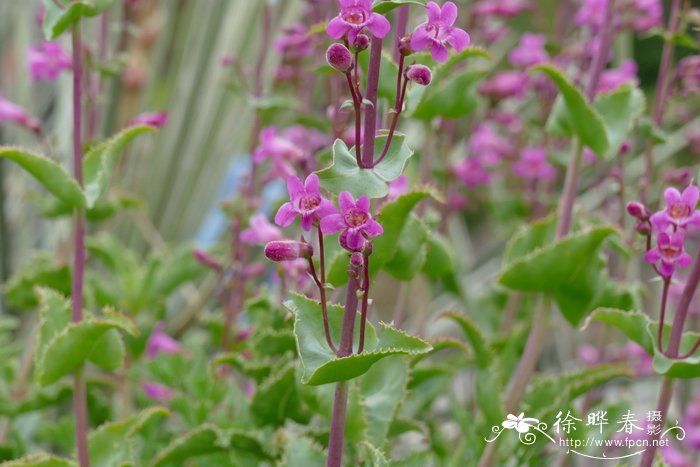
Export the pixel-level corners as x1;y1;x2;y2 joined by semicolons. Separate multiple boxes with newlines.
657;278;670;353
362;36;383;168
71;21;91;467
373;57;408;167
358;252;371;353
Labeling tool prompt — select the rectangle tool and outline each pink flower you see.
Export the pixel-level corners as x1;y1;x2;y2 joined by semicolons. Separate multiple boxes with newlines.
128;111;168;127
326;0;391;43
387;175;409;200
146;322;183;359
240;214;283;245
142;382;176;402
320;192;383;251
676;55;700;96
0;94;41;133
275;24;313;59
275;174;336;231
649;185;700;231
467;123;514;166
575;0;609;30
508;33;548;67
511;147;557;181
472;0;529;17
644;231;692;278
625;0;662;32
598;60;638;94
479;71;529;100
411;2;470;62
452;158;492;188
253;127;305;165
27;42;71;81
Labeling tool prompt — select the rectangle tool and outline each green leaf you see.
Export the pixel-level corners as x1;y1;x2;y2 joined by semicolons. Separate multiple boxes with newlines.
411;69;485;120
583;308;653;354
360;442;390;466
4;253;71;309
372;187;443;269
88;407;170;467
533;64;610;157
372;0;426;14
83;125;157;208
42;0;114;40
150;424;268;466
499;227;616;293
36;301;138;386
0;147;85;209
0;454;76;467
594;84;646;158
315;136;413;198
286;294;431;385
422;233;455;278
439;312;492;368
250;363;311;425
383;215;428;280
360;357;409;447
280;434;325;467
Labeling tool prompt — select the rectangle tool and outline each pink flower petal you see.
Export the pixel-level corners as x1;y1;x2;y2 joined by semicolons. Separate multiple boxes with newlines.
287;175;304;199
275;202;297;227
327;16;349;39
441;1;459;25
304;173;320;193
682;185;699;208
410;26;433;52
431;42;449;62
364;219;384;237
663;187;681;208
338;191;355;213
447;28;470;52
321;214;346;234
367;13;391;39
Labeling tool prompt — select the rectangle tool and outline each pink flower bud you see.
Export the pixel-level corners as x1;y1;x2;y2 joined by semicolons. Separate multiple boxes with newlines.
264;241;313;262
626;201;649;220
350;252;364;267
398;35;414;56
405;64;432;86
353;34;370;52
326;43;353;73
635;220;651;236
193;249;223;272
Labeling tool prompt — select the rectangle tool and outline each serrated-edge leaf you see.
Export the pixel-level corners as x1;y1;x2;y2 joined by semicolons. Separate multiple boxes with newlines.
0;147;86;209
0;453;76;467
582;308;653;355
439;311;492;368
372;0;426;14
83;125;157;207
149;424;227;467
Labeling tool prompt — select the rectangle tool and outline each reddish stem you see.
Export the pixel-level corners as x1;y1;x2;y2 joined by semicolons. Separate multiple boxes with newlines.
358;252;371;354
362;36;383;168
71;20;91;467
657;278;670;354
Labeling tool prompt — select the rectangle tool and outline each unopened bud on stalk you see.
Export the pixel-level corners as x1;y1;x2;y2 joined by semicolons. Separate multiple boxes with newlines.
326;43;353;73
193;249;223;272
626;201;649;220
350;252;364;267
635;220;651;236
353;34;370;52
398;35;413;56
264;241;313;262
405;64;432;86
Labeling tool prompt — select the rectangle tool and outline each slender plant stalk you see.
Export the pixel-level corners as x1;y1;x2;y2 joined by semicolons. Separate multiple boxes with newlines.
358;252;371;353
657;278;670;353
326;262;361;467
641;243;700;466
641;0;683;204
479;3;616;465
374;58;408;167
71;20;91;467
362;36;383;168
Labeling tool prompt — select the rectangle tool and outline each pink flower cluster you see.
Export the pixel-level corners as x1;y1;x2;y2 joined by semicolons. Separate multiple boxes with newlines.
271;174;383;254
27;42;71;81
631;185;700;278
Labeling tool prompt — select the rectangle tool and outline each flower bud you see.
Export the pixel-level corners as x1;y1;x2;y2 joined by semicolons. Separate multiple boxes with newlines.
340;230;364;252
350;252;364;267
193;249;223;272
398;35;414;56
326;43;353;73
353;34;370;52
264;241;313;262
635;220;651;236
405;64;432;86
626;201;649;220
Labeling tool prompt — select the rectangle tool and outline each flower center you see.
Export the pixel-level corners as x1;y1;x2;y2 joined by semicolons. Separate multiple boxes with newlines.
660;245;680;259
669;203;691;219
298;193;321;212
342;7;367;25
344;208;368;227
